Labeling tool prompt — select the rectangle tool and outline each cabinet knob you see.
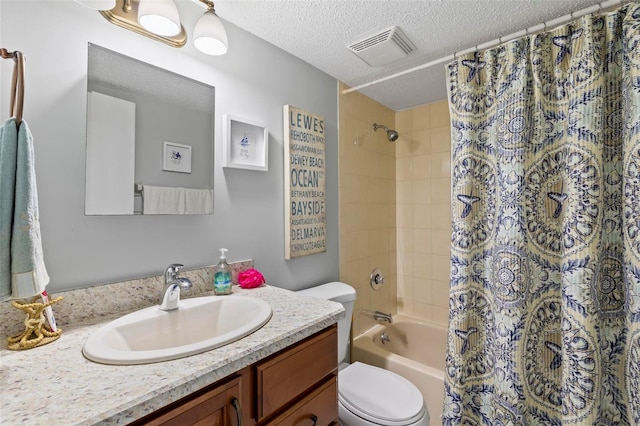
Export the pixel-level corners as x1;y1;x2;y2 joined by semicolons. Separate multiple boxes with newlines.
231;397;242;426
311;414;318;425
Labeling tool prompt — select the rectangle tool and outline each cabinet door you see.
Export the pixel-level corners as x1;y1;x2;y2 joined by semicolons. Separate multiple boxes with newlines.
137;376;242;426
270;377;338;426
256;326;337;421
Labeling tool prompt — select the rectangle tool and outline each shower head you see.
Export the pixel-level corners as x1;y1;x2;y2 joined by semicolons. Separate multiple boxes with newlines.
373;123;399;142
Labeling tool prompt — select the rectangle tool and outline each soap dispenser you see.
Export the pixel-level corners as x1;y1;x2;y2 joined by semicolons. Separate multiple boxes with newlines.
213;248;232;295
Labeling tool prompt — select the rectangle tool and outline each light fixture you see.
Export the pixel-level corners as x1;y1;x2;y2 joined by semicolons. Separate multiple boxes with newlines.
193;1;228;56
91;0;228;54
74;0;116;10
96;0;186;48
138;0;181;37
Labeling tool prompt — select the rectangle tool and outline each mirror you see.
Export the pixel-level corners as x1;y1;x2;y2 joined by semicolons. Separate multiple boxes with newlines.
85;43;215;215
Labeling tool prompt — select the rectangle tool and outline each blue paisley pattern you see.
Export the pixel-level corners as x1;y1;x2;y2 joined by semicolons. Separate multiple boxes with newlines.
627;329;640;423
594;248;626;317
444;4;640;425
452;155;496;251
523;146;600;257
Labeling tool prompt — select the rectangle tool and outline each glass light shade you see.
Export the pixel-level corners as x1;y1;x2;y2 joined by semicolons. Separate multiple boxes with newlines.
138;0;181;37
193;11;228;56
74;0;116;10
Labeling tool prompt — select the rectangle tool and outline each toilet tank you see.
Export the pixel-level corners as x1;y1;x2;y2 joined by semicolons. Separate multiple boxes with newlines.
297;282;356;364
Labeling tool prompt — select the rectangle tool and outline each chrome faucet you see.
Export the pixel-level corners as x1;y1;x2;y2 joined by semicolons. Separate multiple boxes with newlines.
373;311;393;323
159;263;193;311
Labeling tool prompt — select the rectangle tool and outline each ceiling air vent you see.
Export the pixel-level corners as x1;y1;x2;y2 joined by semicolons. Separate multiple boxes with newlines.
347;26;415;67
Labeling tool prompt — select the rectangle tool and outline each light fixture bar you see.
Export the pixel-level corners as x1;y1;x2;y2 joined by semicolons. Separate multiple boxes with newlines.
99;0;187;48
198;0;215;9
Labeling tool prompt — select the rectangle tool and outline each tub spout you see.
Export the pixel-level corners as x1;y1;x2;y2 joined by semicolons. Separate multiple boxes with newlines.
374;311;393;323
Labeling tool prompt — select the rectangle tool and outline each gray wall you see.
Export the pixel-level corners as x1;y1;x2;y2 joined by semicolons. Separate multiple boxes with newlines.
0;1;339;292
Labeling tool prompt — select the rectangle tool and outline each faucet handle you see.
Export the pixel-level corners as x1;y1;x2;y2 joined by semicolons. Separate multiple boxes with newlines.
164;263;184;282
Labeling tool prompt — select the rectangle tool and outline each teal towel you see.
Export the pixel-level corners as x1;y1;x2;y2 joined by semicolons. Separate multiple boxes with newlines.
0;118;49;301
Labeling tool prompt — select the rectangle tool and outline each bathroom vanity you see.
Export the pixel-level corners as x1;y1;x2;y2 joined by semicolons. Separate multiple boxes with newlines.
133;326;337;425
0;285;343;425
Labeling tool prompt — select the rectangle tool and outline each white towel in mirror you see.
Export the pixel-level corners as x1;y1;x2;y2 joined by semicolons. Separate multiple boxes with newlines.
185;188;213;215
142;185;213;215
142;185;186;215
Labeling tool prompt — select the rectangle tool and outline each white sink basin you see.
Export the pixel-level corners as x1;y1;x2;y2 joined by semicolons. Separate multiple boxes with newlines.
82;295;272;365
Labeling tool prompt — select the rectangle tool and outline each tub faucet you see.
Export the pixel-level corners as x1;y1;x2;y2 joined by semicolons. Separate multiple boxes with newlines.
373;311;393;323
159;263;193;311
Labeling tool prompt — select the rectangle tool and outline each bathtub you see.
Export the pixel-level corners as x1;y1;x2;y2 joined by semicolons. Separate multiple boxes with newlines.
352;315;447;426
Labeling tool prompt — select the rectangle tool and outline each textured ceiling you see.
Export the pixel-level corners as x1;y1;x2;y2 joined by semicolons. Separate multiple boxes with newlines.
212;0;607;111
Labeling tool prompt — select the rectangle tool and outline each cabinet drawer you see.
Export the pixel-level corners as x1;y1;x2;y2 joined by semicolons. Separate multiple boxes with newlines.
135;376;242;426
271;377;337;426
256;325;337;420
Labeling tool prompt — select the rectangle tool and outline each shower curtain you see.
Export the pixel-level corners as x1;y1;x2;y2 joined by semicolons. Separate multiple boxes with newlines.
444;3;640;424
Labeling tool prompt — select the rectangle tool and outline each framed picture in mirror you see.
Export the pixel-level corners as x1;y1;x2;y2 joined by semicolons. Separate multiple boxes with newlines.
163;141;192;173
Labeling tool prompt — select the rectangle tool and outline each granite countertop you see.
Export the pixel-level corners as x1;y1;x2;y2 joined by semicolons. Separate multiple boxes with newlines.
0;285;344;425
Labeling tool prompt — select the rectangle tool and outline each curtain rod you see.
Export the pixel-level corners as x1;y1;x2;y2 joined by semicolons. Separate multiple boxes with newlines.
342;0;627;95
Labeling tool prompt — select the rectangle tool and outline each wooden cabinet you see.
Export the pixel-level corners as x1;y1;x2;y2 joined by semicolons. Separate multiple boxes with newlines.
132;375;242;426
269;378;337;426
255;325;338;425
132;325;338;426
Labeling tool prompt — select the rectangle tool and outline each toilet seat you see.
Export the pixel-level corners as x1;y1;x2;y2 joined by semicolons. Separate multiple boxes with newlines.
338;362;427;426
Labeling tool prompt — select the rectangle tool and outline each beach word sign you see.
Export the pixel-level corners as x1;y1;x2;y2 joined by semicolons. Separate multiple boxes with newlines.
283;105;326;259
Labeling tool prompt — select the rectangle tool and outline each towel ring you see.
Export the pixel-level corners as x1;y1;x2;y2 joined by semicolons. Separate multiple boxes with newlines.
1;48;25;126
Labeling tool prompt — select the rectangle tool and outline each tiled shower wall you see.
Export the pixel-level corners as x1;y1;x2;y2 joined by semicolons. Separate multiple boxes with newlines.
395;101;451;327
339;82;451;333
338;82;397;337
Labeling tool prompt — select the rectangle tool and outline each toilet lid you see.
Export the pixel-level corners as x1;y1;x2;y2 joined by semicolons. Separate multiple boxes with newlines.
339;362;426;425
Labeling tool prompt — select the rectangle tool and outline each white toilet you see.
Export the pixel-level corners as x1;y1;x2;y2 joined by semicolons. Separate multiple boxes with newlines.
298;282;430;426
